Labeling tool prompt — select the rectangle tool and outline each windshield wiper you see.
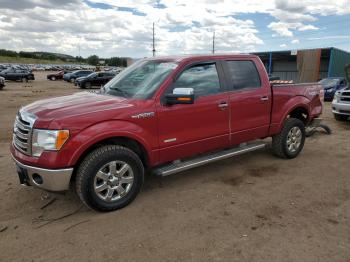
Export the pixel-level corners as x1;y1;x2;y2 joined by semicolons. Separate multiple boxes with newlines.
109;87;129;98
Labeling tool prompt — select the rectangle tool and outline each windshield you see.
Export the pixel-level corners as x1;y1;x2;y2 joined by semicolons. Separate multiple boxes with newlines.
319;78;339;86
104;60;178;99
87;72;97;78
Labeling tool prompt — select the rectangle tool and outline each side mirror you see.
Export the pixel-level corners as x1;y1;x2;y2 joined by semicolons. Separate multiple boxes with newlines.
165;88;194;105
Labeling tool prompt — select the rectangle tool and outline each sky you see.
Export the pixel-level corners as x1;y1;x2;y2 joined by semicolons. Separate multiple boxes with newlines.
0;0;349;58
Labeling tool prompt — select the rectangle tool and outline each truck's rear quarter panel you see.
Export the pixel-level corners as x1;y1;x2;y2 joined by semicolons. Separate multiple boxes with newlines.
269;83;323;135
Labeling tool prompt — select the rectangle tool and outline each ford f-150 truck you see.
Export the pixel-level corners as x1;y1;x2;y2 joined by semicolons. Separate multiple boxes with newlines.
11;54;323;211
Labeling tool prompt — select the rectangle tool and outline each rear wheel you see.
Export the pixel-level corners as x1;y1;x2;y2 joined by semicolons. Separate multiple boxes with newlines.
76;145;144;212
272;118;306;159
51;76;56;81
334;114;348;121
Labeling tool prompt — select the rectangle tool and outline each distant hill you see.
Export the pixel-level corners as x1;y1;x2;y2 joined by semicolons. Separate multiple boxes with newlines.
0;49;82;63
31;52;75;60
0;48;128;66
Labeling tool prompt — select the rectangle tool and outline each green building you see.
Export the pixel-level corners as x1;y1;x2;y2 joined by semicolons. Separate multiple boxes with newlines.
253;47;350;82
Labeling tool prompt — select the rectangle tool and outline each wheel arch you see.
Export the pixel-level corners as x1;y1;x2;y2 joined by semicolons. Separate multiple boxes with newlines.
272;98;311;135
70;135;150;182
287;106;309;125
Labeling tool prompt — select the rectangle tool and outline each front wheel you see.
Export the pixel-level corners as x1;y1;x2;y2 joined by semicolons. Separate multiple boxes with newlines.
271;118;306;159
76;145;144;212
51;76;56;81
21;77;28;82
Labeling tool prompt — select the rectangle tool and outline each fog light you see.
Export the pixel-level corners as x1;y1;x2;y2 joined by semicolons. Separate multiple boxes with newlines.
32;173;43;185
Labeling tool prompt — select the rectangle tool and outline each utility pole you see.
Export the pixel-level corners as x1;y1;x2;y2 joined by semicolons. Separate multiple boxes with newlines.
212;30;215;54
152;22;156;57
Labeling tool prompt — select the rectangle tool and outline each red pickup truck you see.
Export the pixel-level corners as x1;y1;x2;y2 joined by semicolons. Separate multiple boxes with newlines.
11;54;323;211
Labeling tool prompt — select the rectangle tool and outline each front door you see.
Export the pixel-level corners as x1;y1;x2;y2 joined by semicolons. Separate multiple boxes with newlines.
156;61;230;163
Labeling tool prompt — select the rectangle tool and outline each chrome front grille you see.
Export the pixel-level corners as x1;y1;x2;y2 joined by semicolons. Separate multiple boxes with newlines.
13;110;35;155
340;92;350;103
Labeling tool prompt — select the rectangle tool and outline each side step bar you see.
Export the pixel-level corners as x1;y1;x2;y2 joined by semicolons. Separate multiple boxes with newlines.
153;141;267;177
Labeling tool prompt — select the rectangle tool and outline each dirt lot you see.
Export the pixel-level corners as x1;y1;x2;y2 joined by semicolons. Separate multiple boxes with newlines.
0;71;350;262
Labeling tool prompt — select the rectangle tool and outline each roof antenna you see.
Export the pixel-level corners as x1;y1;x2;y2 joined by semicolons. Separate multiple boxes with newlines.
152;22;156;57
212;30;215;54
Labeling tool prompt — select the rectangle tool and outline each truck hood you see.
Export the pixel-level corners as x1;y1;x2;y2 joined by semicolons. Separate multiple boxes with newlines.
23;92;133;123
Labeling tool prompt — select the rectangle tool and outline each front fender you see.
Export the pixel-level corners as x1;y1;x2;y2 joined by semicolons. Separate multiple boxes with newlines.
59;120;156;167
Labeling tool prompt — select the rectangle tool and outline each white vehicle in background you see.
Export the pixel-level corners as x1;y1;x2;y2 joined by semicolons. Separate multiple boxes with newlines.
332;88;350;121
0;76;5;90
33;66;45;71
332;64;350;121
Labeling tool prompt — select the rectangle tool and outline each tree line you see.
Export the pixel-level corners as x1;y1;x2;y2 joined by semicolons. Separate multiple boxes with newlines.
0;49;128;66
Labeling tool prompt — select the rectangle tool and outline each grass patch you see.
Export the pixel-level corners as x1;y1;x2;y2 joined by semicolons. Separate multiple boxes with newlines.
0;56;80;64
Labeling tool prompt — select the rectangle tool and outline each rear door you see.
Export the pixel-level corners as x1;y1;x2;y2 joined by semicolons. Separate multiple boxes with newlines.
8;69;18;80
156;61;230;163
223;59;271;145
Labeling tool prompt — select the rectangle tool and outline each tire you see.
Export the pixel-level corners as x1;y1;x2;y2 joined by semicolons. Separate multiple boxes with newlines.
51;76;56;81
21;77;28;82
76;145;144;212
84;82;91;89
271;118;306;159
70;78;75;83
334;114;348;121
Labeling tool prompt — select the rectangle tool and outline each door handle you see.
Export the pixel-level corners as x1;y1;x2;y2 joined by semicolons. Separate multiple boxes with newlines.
260;96;269;101
218;102;228;109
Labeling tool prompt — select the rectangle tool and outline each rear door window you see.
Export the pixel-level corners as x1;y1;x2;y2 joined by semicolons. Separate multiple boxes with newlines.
226;60;261;90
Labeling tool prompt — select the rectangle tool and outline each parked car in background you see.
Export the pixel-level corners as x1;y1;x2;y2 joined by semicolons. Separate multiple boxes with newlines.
63;70;94;83
332;88;350;121
47;70;69;81
319;77;348;101
33;66;45;71
332;65;350;121
0;68;34;82
76;71;116;88
0;76;5;89
11;54;323;212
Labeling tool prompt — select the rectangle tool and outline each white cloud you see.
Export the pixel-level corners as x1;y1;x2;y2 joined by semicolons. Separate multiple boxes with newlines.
291;39;300;44
298;24;319;31
280;44;287;48
0;0;349;57
268;22;294;37
0;0;267;57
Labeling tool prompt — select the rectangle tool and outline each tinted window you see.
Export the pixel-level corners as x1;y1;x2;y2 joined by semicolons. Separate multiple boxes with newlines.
173;63;221;97
226;61;261;90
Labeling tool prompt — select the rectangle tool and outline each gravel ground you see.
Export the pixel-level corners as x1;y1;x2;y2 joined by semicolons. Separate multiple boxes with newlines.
0;72;349;262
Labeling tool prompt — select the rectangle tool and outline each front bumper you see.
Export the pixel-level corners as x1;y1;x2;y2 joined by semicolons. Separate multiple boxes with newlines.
12;154;73;191
332;100;350;116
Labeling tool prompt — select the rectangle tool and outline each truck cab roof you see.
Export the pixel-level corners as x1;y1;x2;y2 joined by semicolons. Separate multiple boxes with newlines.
145;54;259;63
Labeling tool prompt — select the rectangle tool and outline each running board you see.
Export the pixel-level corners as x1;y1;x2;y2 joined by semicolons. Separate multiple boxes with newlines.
153;142;267;177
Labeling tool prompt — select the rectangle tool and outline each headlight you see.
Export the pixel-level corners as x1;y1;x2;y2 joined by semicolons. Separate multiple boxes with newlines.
32;129;69;157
